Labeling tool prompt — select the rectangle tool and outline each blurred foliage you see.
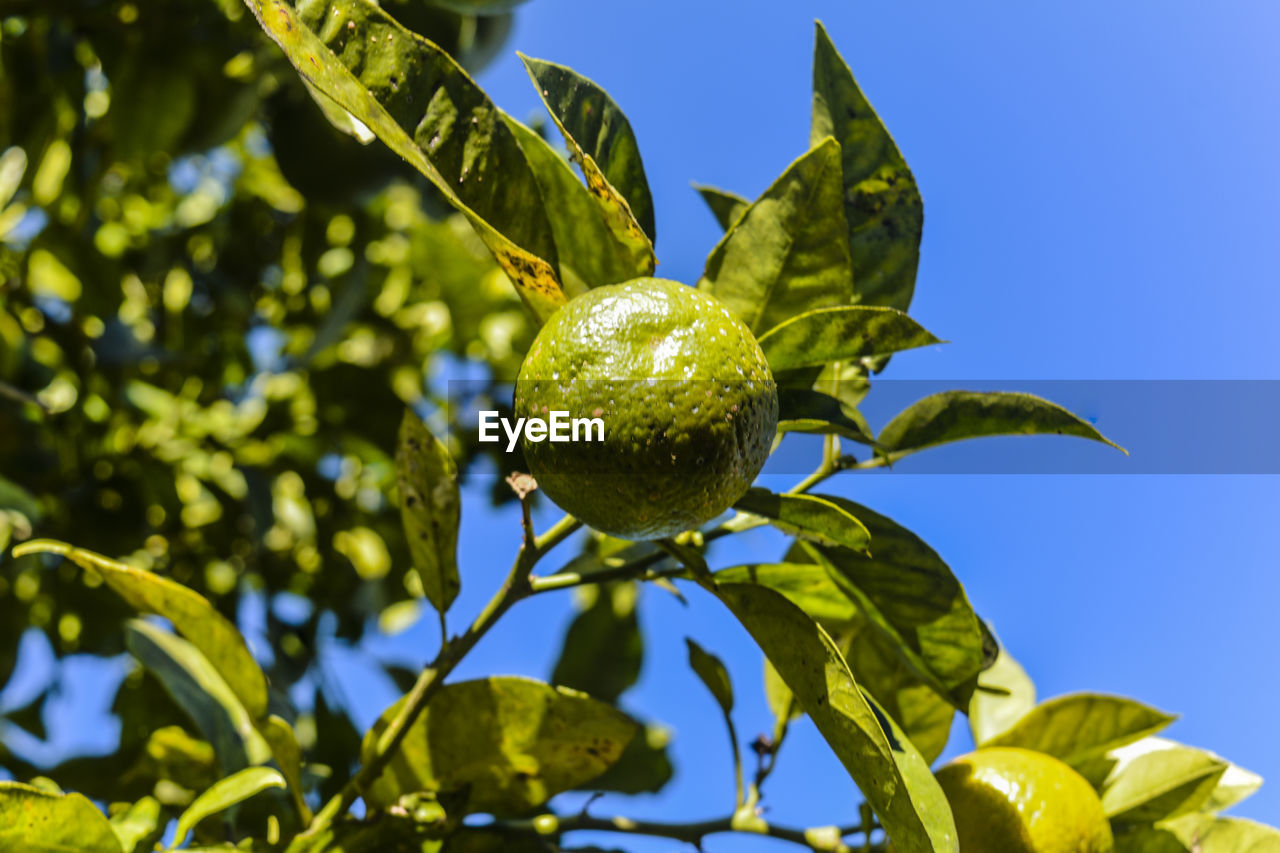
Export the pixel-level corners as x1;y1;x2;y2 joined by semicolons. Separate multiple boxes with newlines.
0;0;533;808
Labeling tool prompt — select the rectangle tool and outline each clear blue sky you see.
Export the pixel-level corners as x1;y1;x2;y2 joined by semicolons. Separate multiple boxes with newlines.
5;1;1278;847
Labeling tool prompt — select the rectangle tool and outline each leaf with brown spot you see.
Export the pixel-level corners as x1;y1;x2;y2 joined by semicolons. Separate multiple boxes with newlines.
396;411;461;615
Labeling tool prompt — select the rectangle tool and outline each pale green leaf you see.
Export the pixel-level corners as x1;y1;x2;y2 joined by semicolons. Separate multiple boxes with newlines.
733;488;870;553
13;540;268;719
969;645;1036;745
362;676;638;816
1101;738;1228;822
700;138;853;334
715;583;957;852
758;305;941;372
1115;814;1280;853
170;767;286;849
1202;761;1264;814
396;411;461;614
0;781;123;853
985;693;1176;772
812;21;923;312
108;797;161;853
263;714;311;823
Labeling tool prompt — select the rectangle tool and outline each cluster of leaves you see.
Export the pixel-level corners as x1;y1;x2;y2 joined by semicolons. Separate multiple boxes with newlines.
1;1;1277;852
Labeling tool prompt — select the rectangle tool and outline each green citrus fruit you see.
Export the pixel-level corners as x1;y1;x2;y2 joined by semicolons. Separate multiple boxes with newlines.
935;747;1114;853
514;278;778;540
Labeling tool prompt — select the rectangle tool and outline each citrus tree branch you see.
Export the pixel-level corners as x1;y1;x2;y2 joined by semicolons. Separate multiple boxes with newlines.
498;813;867;849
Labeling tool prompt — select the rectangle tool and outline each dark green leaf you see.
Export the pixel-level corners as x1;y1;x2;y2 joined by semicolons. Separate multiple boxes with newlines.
733;488;870;554
700;138;853;334
0;781;123;853
969;646;1036;745
692;184;749;231
985;693;1176;772
284;812;444;853
13;540;268;719
505;116;644;292
812;21;923;312
124;620;271;775
714;562;857;627
172;767;286;848
396;411;461;615
685;638;734;715
107;797;162;853
520;54;656;271
425;0;530;14
776;387;876;446
582;722;674;795
758;305;941;371
362;677;638;816
242;0;566;321
877;391;1126;458
550;582;642;704
715;583;957;852
1100;739;1228;822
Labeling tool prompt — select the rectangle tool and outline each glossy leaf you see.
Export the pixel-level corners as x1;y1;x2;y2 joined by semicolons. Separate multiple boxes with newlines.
693;183;749;231
1100;738;1228;822
812;22;923;312
171;767;286;849
505;116;643;292
108;797;162;853
759;305;941;372
521;54;656;272
0;782;122;853
733;488;870;554
550;582;642;704
877;391;1126;458
969;645;1036;745
1202;761;1264;814
700;138;854;334
685;638;734;715
776;387;876;445
396;411;461;615
801;498;987;706
125;620;272;773
985;693;1176;772
242;0;566;321
715;583;957;852
13;540;268;719
362;676;638;815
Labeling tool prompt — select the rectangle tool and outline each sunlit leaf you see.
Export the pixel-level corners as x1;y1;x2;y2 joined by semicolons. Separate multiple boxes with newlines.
877;391;1126;458
396;411;461;615
263;714;312;823
985;693;1176;772
1115;814;1280;853
733;488;870;553
171;766;286;849
758;305;941;372
0;781;123;853
1100;738;1228;822
714;562;857;627
13;540;268;719
969;645;1036;745
700;138;852;334
715;583;957;852
812;21;923;312
362;676;638;816
692;183;749;231
108;796;162;853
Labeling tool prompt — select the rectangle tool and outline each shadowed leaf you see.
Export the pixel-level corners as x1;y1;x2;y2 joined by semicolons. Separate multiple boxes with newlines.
777;387;876;446
396;411;461;615
733;488;870;553
693;184;749;231
550;582;642;704
685;638;734;715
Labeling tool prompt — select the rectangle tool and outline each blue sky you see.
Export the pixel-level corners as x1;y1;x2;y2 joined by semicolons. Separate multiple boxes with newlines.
4;0;1278;848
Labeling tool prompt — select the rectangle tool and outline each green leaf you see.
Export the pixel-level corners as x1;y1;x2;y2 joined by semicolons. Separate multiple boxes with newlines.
263;714;312;823
583;722;674;795
715;583;957;852
425;0;530;14
693;183;749;231
108;797;162;853
13;540;268;719
520;54;656;272
685;638;734;715
877;391;1126;458
125;620;271;773
700;138;854;334
550;582;642;704
985;693;1176;772
799;498;987;707
362;676;639;816
776;387;876;445
758;305;941;372
505;116;644;292
170;767;286;849
285;812;445;853
1202;761;1264;814
242;0;566;321
763;657;802;727
1116;815;1280;853
969;645;1036;745
812;21;923;312
396;411;461;615
733;488;870;554
714;562;857;627
0;782;122;853
1100;738;1228;822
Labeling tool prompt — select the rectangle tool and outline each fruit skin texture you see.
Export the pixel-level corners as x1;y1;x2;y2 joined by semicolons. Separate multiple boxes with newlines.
935;747;1114;853
514;278;778;540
